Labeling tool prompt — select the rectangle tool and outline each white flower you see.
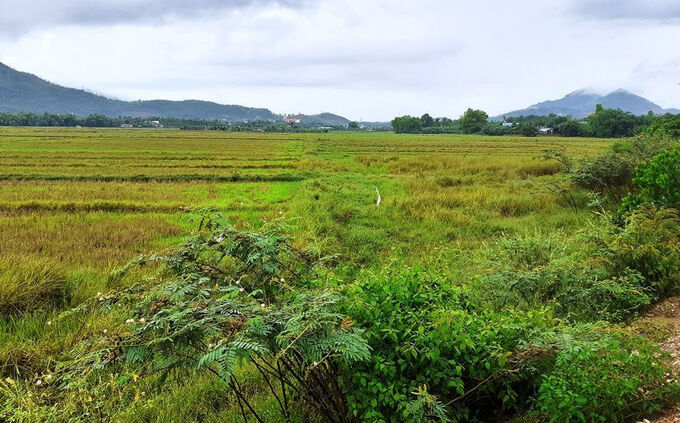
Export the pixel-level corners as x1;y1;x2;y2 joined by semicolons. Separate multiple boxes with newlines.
139;318;146;323
235;280;240;285
45;374;53;381
260;303;266;308
278;211;283;215
126;318;135;324
35;379;43;386
46;321;52;326
103;329;108;334
280;277;285;282
96;292;102;297
239;288;245;292
208;344;214;349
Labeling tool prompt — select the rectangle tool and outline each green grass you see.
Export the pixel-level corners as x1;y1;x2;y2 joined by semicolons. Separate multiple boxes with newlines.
0;127;617;421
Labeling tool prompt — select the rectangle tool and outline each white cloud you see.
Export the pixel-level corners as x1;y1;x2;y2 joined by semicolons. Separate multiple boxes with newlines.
0;0;679;120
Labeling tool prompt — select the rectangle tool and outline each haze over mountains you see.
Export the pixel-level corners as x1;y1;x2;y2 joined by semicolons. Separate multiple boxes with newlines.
498;89;680;120
0;62;349;125
1;61;678;124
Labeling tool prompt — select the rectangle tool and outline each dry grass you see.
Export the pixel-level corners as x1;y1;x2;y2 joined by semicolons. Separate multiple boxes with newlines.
0;255;67;315
0;214;180;269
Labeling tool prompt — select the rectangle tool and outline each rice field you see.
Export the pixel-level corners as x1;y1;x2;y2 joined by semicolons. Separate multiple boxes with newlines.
0;127;615;421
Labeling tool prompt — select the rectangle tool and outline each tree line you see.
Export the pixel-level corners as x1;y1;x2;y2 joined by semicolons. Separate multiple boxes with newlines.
392;105;680;138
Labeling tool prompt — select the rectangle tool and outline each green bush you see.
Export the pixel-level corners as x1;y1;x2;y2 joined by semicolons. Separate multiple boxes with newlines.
342;266;557;422
572;136;676;203
532;334;679;422
606;207;680;296
621;146;680;212
477;234;652;322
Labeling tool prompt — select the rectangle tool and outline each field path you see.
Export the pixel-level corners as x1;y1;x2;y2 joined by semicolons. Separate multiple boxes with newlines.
641;298;680;423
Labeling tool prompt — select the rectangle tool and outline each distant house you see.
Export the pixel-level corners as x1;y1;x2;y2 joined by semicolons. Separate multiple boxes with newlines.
539;127;554;135
120;123;134;128
283;114;301;124
501;122;514;127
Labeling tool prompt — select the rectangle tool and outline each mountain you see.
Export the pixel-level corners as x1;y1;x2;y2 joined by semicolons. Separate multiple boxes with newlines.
0;62;278;121
497;89;677;119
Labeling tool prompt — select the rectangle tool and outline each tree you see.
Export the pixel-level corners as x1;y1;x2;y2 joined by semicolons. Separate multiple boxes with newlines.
391;116;423;133
587;105;642;138
459;108;488;134
556;119;585;137
646;114;680;139
518;123;539;137
420;113;434;128
348;121;359;129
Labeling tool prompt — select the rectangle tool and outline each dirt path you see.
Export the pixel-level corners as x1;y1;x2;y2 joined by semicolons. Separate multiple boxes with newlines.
638;298;680;423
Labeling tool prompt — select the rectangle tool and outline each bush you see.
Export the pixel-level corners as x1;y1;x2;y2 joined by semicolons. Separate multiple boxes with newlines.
571;151;636;201
606;207;680;296
342;266;557;421
646;114;680;139
532;334;679;422
621;146;680;212
572;136;677;203
477;234;652;322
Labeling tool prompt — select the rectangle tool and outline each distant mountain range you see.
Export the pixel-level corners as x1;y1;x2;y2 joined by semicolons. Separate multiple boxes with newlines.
497;89;680;120
3;61;677;125
0;62;354;125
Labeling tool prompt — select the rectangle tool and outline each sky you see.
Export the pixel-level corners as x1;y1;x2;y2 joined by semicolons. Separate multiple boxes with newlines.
0;0;679;121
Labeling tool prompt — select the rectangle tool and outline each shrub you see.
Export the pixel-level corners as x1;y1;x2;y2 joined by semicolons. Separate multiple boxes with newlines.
532;333;679;422
572;136;676;203
571;151;636;201
477;234;652;322
606;207;680;296
621;146;680;212
342;266;557;422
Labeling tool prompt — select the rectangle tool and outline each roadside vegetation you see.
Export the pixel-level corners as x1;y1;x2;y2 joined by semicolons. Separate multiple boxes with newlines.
0;127;678;422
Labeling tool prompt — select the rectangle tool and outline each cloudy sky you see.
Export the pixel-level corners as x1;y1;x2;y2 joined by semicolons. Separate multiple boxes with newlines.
0;0;679;120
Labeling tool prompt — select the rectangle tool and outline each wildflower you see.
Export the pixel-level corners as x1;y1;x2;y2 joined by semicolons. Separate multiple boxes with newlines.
239;288;245;292
236;280;240;285
45;374;53;381
208;344;214;349
278;211;283;215
96;292;102;297
46;321;52;326
132;373;139;382
260;303;266;308
35;379;43;386
139;318;146;323
280;277;285;282
125;318;135;324
103;329;108;334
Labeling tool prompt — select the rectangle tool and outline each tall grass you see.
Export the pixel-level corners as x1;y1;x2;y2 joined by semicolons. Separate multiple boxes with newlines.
0;256;67;315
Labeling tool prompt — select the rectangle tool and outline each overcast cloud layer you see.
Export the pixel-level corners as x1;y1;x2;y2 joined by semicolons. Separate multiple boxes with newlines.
0;0;679;120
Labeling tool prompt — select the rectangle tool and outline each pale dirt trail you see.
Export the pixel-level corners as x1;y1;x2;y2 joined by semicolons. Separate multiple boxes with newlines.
639;298;680;423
